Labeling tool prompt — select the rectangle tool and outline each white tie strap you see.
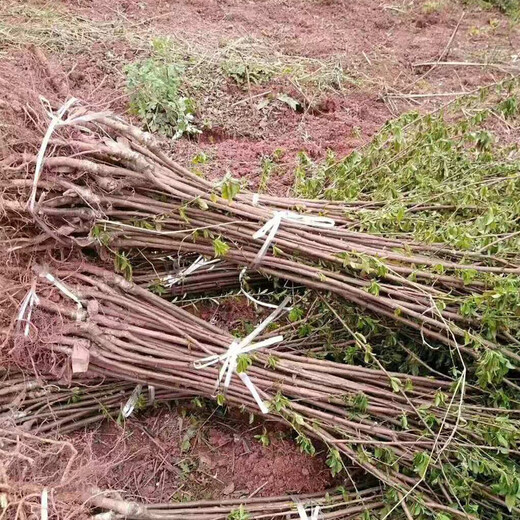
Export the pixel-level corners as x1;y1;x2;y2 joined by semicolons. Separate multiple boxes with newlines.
17;282;40;337
252;211;335;265
194;296;290;414
29;96;110;212
296;503;321;520
239;267;285;310
163;256;220;288
122;384;143;418
40;271;83;318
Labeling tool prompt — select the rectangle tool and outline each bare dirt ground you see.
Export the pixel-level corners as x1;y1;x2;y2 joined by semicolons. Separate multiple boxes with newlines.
1;0;518;192
1;0;519;503
70;405;338;503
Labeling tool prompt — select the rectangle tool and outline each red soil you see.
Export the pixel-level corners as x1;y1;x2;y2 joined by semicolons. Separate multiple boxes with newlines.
3;0;516;193
70;406;336;502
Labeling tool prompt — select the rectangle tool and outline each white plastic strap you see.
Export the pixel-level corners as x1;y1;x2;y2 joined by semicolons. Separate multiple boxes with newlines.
122;384;143;418
29;97;110;211
17;285;40;337
148;385;155;405
238;371;269;414
252;193;260;206
41;487;48;520
252;211;335;265
194;296;290;413
163;256;220;288
296;503;320;520
41;272;83;317
29;97;77;211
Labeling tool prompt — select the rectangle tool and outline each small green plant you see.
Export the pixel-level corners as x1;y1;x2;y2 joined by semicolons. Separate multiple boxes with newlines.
258;157;274;193
228;505;250;520
213;237;230;257
219;174;241;202
192;151;209;164
267;354;279;369
296;432;316;456
148;279;167;296
67;387;81;404
114;251;133;281
254;427;270;447
125;58;200;139
464;0;520;17
236;354;252;373
326;448;343;476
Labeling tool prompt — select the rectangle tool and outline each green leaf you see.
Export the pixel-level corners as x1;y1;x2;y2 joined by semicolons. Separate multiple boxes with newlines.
227;505;250;520
289;307;304;322
296;433;316;456
254;428;270;447
390;377;402;393
326;448;343;477
367;280;380;296
213;237;230;257
413;451;431;479
236;354;252;373
267;355;279;369
293;413;305;426
221;175;241;202
434;390;447;407
272;245;283;257
505;494;516;511
114;251;133;281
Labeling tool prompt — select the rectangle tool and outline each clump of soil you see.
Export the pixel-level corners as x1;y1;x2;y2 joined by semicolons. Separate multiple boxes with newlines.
69;405;338;503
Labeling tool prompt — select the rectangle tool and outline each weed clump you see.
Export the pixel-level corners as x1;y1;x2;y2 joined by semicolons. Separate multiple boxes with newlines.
125;58;200;139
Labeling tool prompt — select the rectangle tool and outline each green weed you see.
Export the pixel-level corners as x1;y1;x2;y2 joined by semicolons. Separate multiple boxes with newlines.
228;506;250;520
125;58;200;138
254;428;270;447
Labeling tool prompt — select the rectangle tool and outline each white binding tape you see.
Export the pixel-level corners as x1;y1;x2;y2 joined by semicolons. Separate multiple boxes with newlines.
29;96;110;212
148;385;155;405
238;267;281;310
296;503;320;520
17;283;40;337
252;211;334;265
122;384;143;418
41;272;83;318
41;487;48;520
163;256;220;288
194;296;290;414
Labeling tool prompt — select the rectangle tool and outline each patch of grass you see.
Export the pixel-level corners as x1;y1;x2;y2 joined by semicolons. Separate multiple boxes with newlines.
222;60;272;86
422;1;445;14
0;3;143;55
125;58;200;138
0;3;359;139
463;0;520;18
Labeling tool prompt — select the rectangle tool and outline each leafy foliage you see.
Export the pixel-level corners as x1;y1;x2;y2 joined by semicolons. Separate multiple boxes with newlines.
254;428;270;447
114;251;133;281
294;79;520;257
227;505;250;520
213;237;230;257
125;58;200;138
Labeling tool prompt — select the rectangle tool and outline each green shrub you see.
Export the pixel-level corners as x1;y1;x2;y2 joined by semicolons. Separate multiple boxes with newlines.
125;59;200;139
